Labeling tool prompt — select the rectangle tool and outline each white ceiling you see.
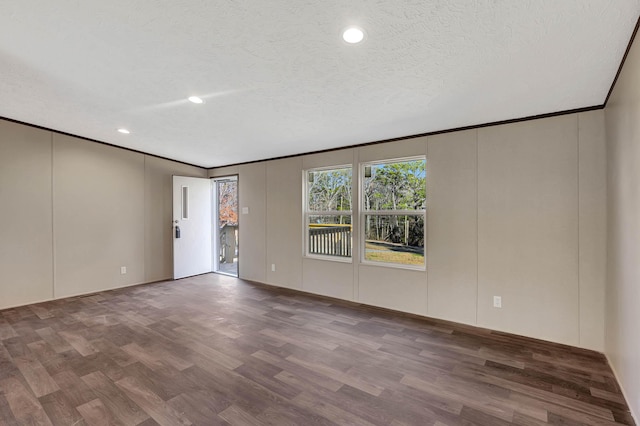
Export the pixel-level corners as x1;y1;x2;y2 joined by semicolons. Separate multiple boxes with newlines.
1;1;639;168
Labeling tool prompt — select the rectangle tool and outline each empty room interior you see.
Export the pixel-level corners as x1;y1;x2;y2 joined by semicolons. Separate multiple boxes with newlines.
2;2;640;425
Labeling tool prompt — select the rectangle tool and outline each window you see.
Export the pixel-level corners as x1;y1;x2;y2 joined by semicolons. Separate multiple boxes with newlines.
304;166;352;260
181;186;189;219
361;157;426;268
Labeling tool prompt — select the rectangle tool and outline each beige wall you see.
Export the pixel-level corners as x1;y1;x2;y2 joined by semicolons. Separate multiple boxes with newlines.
265;158;303;289
0;119;206;308
53;134;146;297
604;29;640;420
214;111;607;351
427;129;477;325
238;162;267;283
578;110;607;352
208;165;239;178
0;121;53;307
477;115;580;345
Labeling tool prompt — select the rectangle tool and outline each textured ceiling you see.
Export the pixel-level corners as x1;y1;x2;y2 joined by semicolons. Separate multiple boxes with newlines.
1;1;639;168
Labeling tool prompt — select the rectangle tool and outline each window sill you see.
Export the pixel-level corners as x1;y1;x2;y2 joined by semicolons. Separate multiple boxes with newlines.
304;254;353;264
359;260;426;272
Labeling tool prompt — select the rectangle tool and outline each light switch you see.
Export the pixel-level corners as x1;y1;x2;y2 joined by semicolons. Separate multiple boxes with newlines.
242;207;249;214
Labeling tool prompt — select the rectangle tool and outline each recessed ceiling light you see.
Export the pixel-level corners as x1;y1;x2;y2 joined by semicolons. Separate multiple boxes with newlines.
188;96;204;104
343;27;365;44
117;128;130;134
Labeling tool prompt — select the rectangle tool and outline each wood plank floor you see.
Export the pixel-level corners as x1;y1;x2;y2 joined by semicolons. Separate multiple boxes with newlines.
0;274;634;425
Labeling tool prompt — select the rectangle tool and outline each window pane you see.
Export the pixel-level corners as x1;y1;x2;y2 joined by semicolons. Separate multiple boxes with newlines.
308;215;352;258
364;215;424;266
363;159;425;211
307;168;352;211
181;186;189;219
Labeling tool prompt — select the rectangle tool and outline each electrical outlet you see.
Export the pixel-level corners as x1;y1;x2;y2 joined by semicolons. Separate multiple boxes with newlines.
493;296;502;308
120;266;127;275
271;264;276;272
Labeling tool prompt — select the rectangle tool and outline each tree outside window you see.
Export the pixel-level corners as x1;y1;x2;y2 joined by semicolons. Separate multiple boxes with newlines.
305;166;353;259
362;158;426;267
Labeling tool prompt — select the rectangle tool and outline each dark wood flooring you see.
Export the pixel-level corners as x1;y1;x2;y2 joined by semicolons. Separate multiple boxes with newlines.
0;274;634;425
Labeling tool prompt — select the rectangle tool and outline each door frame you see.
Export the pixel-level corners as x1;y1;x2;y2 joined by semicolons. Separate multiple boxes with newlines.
211;174;239;277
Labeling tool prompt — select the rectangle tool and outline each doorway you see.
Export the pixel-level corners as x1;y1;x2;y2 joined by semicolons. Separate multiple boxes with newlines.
213;176;238;276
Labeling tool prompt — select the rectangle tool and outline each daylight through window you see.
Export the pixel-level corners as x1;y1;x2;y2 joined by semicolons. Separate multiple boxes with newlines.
361;157;426;268
305;166;353;259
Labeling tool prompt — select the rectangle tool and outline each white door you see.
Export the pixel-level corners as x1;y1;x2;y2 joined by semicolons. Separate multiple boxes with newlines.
173;176;212;279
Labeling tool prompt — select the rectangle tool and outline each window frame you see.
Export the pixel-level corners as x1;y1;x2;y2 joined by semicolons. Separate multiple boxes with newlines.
303;164;353;263
359;156;426;271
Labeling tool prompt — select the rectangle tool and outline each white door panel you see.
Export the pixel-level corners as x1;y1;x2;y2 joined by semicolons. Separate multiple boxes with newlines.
173;176;212;279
